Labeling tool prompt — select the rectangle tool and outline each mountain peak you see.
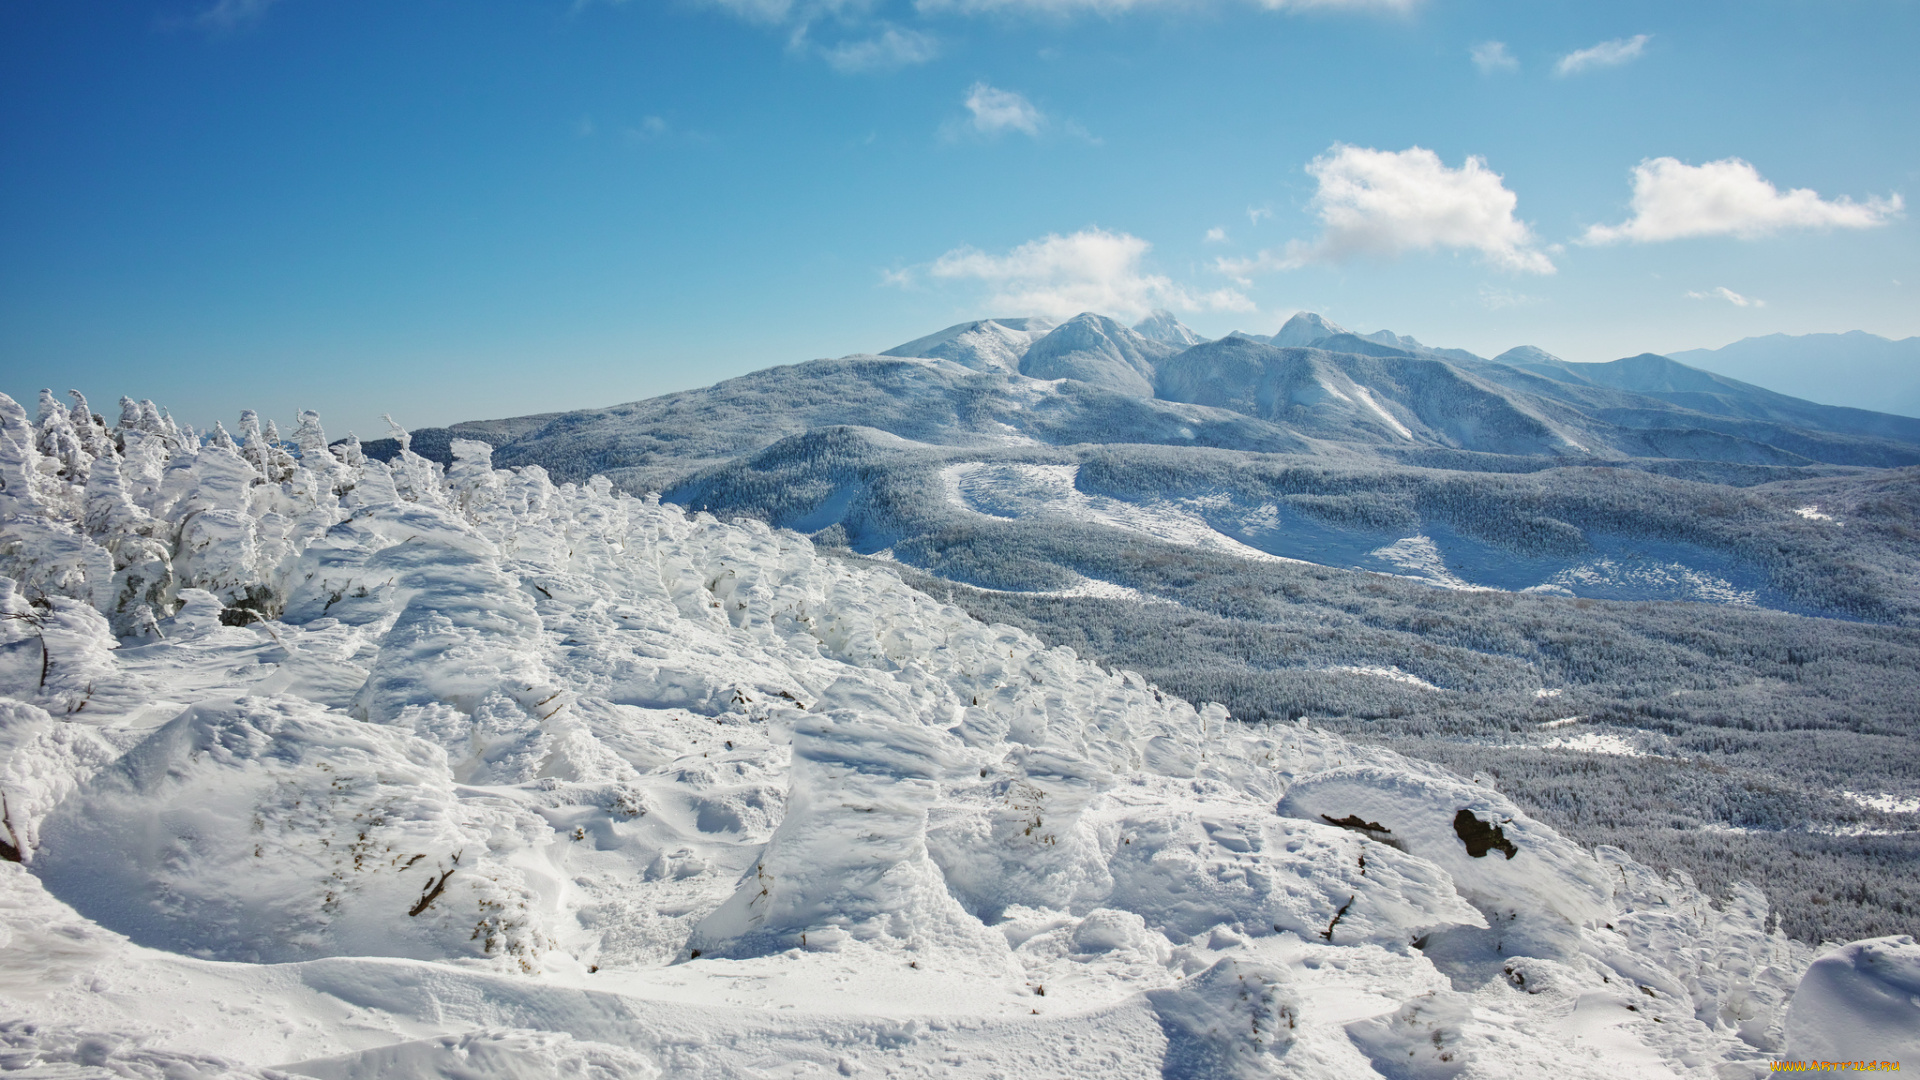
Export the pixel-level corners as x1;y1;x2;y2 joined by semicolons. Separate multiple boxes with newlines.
1133;309;1207;347
1493;345;1565;366
1019;312;1176;396
1271;312;1349;348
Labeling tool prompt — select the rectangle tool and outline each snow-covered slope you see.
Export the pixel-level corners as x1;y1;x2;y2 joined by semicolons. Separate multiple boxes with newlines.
882;318;1056;374
1017;313;1180;399
1132;310;1208;348
5;390;1909;1075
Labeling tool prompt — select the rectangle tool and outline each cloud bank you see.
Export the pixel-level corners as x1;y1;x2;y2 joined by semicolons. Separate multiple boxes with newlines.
1583;157;1904;244
1221;144;1553;277
923;228;1254;320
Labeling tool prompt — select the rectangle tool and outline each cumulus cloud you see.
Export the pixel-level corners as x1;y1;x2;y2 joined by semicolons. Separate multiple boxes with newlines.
962;83;1045;137
1583;157;1904;244
1471;41;1518;74
1221;145;1553;277
1205;227;1229;243
1686;286;1764;308
926;228;1254;320
823;27;939;72
1555;34;1649;76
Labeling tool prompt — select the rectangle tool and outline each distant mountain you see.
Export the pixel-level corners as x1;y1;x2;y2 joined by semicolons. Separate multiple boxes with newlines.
1017;312;1180;397
879;316;1054;373
1666;331;1920;419
1131;309;1208;347
1269;311;1348;347
377;313;1920;487
1479;348;1920;451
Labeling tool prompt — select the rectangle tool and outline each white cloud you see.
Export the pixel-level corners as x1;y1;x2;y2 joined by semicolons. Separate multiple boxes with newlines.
1479;285;1540;310
1471;41;1517;74
1221;144;1554;277
927;228;1254;320
963;83;1044;137
1583;157;1904;244
823;27;939;72
198;0;281;29
1247;206;1273;224
1686;286;1765;308
1205;227;1229;243
916;0;1416;13
626;116;670;141
1555;34;1649;76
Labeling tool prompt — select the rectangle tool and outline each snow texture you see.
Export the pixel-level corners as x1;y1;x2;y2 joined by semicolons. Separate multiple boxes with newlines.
0;390;1860;1077
1784;936;1920;1063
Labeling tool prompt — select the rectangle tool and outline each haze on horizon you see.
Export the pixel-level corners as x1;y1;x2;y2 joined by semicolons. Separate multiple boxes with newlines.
2;0;1915;439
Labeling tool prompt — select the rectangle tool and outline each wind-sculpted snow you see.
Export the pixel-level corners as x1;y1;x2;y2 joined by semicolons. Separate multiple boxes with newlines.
0;390;1895;1077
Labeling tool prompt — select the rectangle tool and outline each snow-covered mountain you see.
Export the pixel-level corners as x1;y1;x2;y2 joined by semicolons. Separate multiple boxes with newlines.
1667;331;1920;420
880;316;1057;374
1132;309;1209;348
1017;313;1181;398
5;388;1915;1076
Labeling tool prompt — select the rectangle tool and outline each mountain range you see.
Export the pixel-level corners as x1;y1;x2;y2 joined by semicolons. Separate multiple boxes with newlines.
1668;331;1920;419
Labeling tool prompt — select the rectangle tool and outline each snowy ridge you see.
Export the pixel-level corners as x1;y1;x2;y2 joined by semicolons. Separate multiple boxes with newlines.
0;390;1911;1076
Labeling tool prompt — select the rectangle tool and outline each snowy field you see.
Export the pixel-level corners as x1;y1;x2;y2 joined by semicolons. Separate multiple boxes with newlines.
940;460;1788;608
1;392;1915;1077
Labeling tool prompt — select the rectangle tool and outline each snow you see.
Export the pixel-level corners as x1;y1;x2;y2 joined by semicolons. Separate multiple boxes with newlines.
1347;385;1415;440
941;462;1294;565
1542;732;1643;757
1841;792;1920;815
1321;666;1444;691
0;390;1845;1078
1784;936;1920;1063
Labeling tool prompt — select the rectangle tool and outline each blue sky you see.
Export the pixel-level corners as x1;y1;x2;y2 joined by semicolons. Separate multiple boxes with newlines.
3;0;1915;438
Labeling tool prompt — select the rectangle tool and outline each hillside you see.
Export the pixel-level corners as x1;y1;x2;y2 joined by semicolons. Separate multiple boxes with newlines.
7;389;1916;1075
344;313;1920;953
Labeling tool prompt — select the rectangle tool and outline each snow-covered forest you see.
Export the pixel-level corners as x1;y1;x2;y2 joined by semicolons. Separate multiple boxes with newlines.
4;387;1915;1076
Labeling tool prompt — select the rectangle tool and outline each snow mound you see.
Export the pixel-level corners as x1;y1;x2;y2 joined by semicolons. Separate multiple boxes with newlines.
1785;935;1920;1063
293;1028;661;1080
1148;957;1299;1079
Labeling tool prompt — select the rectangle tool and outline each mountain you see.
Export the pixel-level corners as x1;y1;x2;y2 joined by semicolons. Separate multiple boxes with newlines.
1131;308;1208;347
1155;338;1584;456
880;315;1055;373
1013;312;1181;397
1480;348;1920;449
6;389;1914;1075
1269;311;1348;347
1667;331;1920;419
